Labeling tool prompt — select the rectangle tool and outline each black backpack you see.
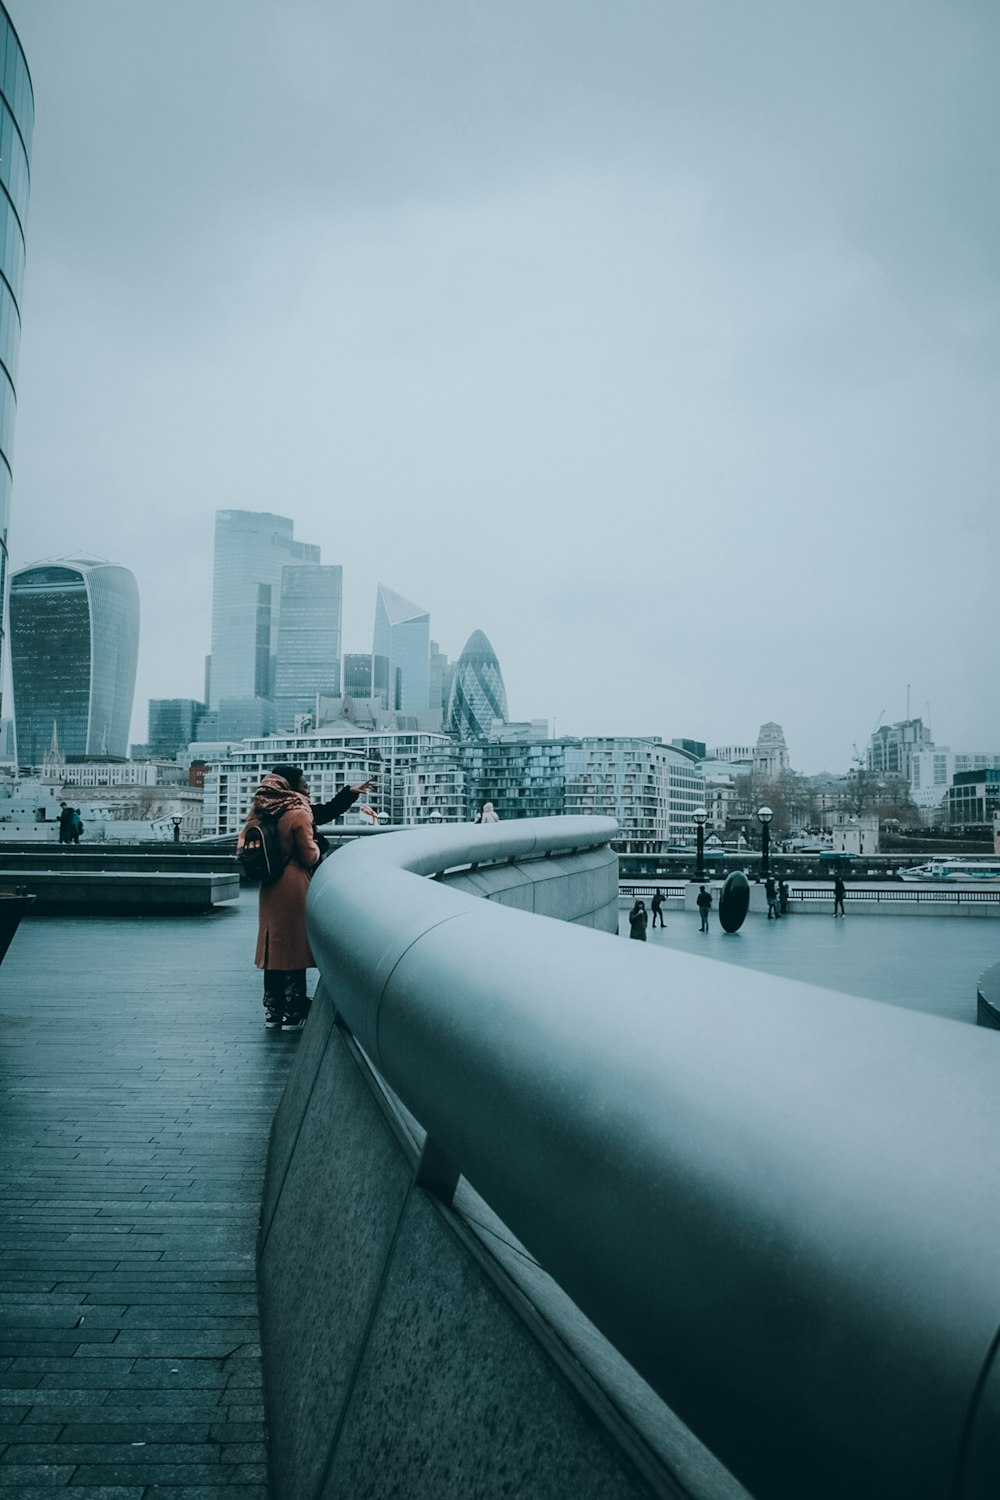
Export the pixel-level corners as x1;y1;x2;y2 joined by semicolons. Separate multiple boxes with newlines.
237;812;286;885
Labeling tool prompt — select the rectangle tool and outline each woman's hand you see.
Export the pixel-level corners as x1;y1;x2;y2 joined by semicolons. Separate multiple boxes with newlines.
350;779;377;794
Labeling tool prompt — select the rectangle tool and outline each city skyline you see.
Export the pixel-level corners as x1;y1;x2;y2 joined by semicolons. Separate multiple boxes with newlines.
1;3;997;772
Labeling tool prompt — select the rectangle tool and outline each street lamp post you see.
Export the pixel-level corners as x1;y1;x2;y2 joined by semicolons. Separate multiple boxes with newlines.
171;815;182;844
757;806;773;881
693;806;708;883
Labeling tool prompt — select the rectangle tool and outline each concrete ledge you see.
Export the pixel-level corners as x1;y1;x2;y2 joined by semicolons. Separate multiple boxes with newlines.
976;961;1000;1029
259;986;745;1500
0;868;240;910
441;846;619;931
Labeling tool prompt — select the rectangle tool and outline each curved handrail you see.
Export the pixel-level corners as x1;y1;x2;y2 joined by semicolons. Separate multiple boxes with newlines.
307;817;1000;1500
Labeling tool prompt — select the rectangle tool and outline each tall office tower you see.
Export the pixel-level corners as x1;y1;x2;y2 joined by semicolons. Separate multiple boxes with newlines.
447;630;509;741
428;641;453;724
272;564;343;726
9;558;140;764
0;10;32;718
372;584;430;714
148;698;204;759
343;653;373;699
208;510;320;708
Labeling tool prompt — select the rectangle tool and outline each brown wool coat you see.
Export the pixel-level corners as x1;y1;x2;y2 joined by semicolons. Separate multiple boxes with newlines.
248;801;321;972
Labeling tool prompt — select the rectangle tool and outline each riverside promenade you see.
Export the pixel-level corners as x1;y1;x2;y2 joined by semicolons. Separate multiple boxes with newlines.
621;906;1000;1025
0;897;295;1497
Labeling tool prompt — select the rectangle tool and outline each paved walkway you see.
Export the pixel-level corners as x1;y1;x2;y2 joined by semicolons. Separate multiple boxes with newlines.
621;906;1000;1025
0;896;297;1497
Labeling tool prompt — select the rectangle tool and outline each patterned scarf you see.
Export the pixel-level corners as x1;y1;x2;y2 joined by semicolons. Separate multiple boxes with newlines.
250;773;311;823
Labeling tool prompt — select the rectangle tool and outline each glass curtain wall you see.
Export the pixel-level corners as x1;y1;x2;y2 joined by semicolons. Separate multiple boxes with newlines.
0;6;32;716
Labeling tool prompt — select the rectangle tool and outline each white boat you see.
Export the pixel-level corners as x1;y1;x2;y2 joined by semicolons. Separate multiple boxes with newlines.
899;859;1000;882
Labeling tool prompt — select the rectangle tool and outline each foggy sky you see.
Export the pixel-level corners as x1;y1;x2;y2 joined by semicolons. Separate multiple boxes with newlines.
4;0;998;772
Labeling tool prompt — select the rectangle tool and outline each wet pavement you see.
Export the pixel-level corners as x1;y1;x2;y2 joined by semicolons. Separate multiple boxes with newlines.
0;895;297;1497
621;906;1000;1026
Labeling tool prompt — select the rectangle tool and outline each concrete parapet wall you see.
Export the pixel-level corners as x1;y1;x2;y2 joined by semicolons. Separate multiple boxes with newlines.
440;845;619;930
976;961;1000;1028
258;988;743;1500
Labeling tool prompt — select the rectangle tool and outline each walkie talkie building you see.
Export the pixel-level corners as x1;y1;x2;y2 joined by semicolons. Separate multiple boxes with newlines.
9;558;140;765
0;6;33;716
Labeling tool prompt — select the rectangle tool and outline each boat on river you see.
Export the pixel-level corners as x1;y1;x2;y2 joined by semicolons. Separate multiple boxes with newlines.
899;859;1000;882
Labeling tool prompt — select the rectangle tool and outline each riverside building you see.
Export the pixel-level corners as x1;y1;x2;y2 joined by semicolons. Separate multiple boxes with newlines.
203;727;452;835
0;7;32;716
406;737;705;853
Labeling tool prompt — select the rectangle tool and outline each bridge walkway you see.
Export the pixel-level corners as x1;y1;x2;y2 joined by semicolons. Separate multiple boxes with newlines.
0;896;295;1497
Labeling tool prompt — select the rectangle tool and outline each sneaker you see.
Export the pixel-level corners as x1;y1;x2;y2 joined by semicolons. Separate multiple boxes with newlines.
282;1013;305;1030
264;1007;283;1029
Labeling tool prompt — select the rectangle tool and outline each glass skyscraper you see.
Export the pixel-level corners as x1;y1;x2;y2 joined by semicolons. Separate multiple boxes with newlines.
447;630;509;740
372;584;430;714
9;558;140;764
209;510;319;708
0;8;32;718
272;563;343;724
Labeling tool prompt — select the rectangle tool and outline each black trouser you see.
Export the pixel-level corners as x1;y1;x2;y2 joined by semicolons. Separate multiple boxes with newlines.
263;969;307;1013
651;908;664;927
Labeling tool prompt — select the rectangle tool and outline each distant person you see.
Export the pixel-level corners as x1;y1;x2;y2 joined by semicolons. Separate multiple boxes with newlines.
58;802;74;845
697;884;712;932
765;876;779;920
779;878;789;915
628;899;648;940
650;889;665;928
71;808;84;844
476;801;500;824
833;873;846;918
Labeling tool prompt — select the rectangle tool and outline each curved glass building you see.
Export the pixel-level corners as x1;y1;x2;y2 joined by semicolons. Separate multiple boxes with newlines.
447;630;509;741
9;559;140;765
0;6;32;713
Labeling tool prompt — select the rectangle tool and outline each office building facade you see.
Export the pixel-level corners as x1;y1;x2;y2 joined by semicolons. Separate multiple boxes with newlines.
148;697;204;759
208;510;319;708
868;718;932;780
0;8;32;718
373;584;430;714
272;563;342;725
446;629;509;740
9;558;140;764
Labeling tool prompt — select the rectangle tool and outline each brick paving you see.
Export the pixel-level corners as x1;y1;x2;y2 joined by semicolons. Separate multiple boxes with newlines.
0;896;298;1496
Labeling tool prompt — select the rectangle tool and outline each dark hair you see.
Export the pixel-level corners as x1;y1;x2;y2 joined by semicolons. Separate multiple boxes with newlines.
271;764;305;789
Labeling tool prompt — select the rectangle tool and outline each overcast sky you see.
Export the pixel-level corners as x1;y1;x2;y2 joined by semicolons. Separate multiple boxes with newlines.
4;1;998;772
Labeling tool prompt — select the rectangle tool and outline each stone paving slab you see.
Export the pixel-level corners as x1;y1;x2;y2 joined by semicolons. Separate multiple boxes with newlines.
0;899;296;1497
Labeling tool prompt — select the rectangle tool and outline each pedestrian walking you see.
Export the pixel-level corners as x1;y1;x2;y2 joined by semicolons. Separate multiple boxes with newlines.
58;802;74;845
765;876;779;920
779;878;789;915
833;873;846;918
697;884;712;932
628;899;648;940
651;889;665;928
238;765;368;1031
476;801;500;824
71;809;84;844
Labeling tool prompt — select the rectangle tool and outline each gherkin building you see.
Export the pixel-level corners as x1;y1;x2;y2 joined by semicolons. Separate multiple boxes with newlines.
447;630;509;740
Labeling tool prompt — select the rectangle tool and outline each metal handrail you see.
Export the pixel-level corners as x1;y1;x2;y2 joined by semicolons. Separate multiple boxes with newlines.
307;816;1000;1500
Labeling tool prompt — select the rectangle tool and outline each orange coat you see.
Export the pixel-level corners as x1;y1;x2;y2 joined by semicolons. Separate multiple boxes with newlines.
252;802;321;971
